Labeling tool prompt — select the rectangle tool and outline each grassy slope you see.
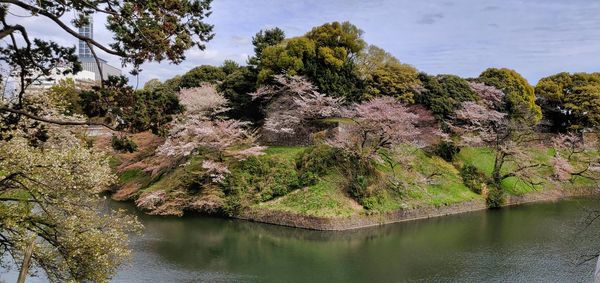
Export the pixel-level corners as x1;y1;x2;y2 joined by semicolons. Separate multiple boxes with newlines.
115;142;596;218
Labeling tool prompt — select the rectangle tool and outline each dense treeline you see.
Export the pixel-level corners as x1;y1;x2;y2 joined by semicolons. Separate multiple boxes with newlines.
135;21;598;133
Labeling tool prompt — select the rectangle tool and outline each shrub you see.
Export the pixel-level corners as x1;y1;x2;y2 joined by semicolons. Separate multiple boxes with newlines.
460;164;487;194
432;141;460;162
111;136;138;153
296;145;341;186
486;185;504;208
223;155;300;208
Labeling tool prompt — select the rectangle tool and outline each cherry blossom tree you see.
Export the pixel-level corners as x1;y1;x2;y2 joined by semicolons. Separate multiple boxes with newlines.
551;133;599;182
178;83;229;116
468;81;505;110
156;85;265;183
329;96;433;161
450;101;547;206
251;75;343;135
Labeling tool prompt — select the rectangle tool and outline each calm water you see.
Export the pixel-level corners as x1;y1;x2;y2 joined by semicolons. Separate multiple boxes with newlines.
4;198;600;282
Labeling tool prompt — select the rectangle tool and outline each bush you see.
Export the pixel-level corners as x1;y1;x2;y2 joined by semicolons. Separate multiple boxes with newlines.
296;145;341;186
223;155;300;208
111;136;138;153
432;141;460;162
338;154;376;202
460;164;487;194
486;185;504;208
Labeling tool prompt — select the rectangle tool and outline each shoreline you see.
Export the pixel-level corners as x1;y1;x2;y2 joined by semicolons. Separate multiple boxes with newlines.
236;187;599;231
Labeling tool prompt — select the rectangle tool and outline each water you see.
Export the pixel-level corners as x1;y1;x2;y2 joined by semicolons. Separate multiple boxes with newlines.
4;198;600;282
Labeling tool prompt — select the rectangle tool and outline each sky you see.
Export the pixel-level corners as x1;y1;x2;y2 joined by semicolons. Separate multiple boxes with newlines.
7;0;600;86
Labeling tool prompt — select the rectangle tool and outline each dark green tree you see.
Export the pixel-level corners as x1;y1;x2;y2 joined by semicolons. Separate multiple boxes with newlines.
179;65;227;88
478;68;542;122
248;27;285;67
416;73;478;119
256;22;367;101
536;72;600;131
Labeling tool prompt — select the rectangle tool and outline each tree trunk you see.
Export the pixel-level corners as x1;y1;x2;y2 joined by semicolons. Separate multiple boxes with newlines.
17;240;34;283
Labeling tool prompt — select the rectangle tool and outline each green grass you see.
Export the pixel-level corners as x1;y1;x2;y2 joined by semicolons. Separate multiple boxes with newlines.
455;147;560;195
142;155;205;193
258;173;360;217
118;168;151;186
382;147;479;210
263;146;306;161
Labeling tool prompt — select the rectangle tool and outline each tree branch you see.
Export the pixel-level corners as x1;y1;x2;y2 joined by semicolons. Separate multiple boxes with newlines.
1;0;124;57
0;106;118;131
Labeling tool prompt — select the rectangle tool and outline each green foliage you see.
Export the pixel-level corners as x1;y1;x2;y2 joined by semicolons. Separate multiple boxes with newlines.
0;136;141;282
364;62;421;103
111;135;138;153
142;78;163;92
223;155;300;212
296;145;342;186
80;76;183;134
536;72;600;131
257;21;366;101
180;65;227;88
258;37;316;81
478;68;542;122
460;165;487;194
218;65;261;120
248;27;286;67
432;141;461;162
47;79;83;115
416;73;479;118
486;185;504;208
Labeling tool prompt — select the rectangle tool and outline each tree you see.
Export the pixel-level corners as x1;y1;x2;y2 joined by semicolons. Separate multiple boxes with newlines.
551;133;599;182
536;72;600;131
478;68;542;122
218;65;260;121
250;75;343;136
329;97;430;161
257;22;366;101
355;45;401;79
157;84;264;159
364;62;421;103
0;0;213;127
79;76;183;134
248;27;285;67
0;129;141;282
0;1;215;280
179;65;227;88
416;73;479;119
450;99;545;207
143;78;163;92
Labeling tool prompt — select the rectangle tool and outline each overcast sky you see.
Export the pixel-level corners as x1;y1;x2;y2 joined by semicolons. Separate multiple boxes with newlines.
8;0;600;86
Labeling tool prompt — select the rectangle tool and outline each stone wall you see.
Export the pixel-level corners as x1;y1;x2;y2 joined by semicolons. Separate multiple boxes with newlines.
237;187;598;231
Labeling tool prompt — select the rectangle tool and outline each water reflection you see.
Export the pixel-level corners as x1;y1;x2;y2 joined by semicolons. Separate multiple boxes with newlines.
111;198;600;283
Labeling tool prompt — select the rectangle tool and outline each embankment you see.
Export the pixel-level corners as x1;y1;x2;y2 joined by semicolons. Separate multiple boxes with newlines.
237;187;598;231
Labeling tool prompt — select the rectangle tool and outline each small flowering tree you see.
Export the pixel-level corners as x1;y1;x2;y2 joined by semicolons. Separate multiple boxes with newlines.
551;133;599;182
250;75;343;135
329;96;431;161
156;84;265;183
178;84;229;116
468;81;505;110
327;96;443;202
450;99;548;206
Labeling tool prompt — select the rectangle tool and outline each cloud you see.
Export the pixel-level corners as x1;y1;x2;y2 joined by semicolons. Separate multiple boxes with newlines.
230;35;252;46
5;0;600;86
416;13;444;25
482;6;500;11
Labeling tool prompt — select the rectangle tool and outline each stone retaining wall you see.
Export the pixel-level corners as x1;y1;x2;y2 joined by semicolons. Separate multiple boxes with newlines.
237;187;598;231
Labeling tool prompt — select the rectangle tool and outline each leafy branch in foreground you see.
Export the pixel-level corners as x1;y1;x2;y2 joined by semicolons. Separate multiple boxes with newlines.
0;134;141;282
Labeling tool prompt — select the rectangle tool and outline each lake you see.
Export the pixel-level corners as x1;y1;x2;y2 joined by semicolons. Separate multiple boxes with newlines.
113;198;600;283
4;198;599;282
